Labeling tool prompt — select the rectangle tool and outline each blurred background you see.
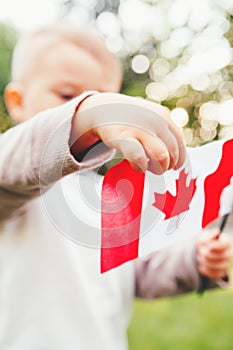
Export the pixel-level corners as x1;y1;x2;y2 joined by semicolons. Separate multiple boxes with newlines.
0;0;233;349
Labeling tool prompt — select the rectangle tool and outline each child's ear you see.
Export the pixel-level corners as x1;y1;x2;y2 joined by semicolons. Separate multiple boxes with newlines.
4;82;24;122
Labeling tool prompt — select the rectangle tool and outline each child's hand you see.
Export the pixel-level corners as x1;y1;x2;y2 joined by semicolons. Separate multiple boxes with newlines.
196;229;232;280
71;93;186;174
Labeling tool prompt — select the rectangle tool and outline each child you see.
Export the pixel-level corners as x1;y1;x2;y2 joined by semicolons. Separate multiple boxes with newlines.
0;23;231;350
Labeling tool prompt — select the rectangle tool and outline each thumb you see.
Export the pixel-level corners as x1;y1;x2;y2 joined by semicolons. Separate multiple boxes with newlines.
198;228;220;246
209;228;221;240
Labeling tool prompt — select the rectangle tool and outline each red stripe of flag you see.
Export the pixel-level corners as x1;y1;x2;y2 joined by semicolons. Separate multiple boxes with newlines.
202;139;233;228
101;160;145;273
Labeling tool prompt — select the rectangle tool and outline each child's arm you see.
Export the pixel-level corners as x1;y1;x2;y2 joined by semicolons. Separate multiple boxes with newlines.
0;93;113;221
0;92;185;221
135;229;232;298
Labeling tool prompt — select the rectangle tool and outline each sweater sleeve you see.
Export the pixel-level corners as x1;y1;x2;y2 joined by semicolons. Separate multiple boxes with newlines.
135;239;218;298
0;92;113;221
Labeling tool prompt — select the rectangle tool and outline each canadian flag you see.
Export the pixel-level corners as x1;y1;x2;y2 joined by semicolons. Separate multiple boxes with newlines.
101;138;233;273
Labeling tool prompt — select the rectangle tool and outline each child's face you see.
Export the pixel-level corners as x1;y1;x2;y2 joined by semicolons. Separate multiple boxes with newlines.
7;38;121;121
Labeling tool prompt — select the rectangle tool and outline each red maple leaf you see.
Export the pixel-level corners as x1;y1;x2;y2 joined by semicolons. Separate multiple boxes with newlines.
152;169;197;219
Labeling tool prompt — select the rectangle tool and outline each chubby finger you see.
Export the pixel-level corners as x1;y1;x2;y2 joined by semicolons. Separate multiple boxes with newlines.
198;252;230;278
109;137;148;172
95;125;148;172
167;123;186;169
199;264;229;280
198;247;231;266
199;249;231;264
142;98;186;165
145;116;186;170
139;134;170;174
202;259;230;273
197;234;232;262
156;110;186;169
143;131;178;172
197;228;223;246
210;233;232;253
129;101;186;170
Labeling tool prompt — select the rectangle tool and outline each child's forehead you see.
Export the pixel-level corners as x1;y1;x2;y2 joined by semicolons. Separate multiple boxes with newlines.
30;35;108;78
11;24;122;90
11;32;65;81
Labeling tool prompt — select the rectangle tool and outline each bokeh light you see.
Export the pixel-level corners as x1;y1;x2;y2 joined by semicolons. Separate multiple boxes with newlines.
170;108;189;127
146;82;168;102
131;54;150;74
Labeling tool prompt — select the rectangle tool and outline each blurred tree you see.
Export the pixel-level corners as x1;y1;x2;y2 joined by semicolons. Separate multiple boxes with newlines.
59;0;233;146
0;22;17;133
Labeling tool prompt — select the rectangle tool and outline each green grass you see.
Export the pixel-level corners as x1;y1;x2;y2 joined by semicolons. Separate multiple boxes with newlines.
128;285;233;350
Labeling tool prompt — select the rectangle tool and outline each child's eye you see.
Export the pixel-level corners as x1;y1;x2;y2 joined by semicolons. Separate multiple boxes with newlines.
59;93;74;101
57;88;76;101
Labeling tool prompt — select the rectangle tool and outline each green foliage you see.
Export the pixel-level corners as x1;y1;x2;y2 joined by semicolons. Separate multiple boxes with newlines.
121;58;149;98
128;287;233;350
0;22;18;133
